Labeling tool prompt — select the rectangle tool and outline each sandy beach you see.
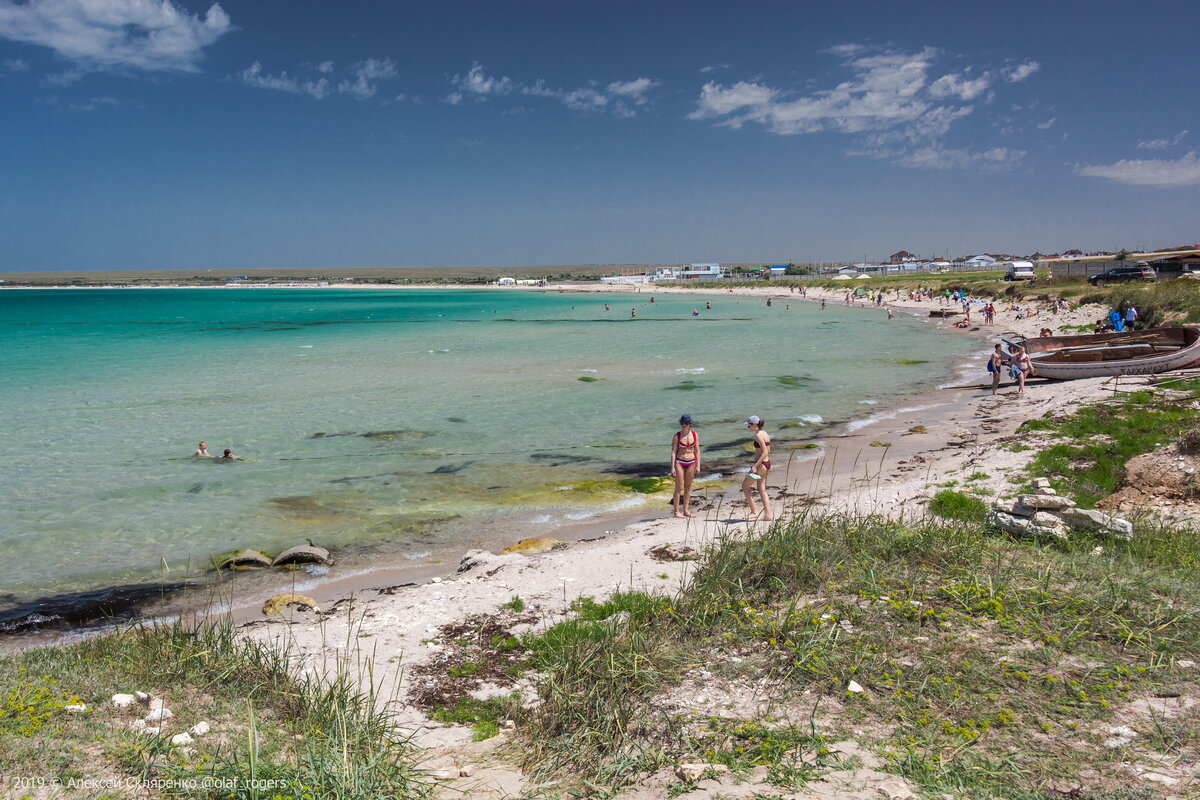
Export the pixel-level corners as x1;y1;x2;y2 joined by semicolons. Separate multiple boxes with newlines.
228;281;1141;798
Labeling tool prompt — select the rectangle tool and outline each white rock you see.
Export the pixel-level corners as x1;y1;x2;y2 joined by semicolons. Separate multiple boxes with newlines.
675;763;729;782
1142;772;1179;786
847;680;865;693
112;693;137;709
875;776;917;799
148;697;167;712
189;721;211;737
430;577;442;584
1032;511;1062;527
130;719;147;730
458;765;478;778
1031;477;1052;490
1176;660;1197;669
135;691;151;704
1110;725;1138;738
145;707;173;723
1018;494;1075;511
138;726;162;736
63;704;88;713
1059;507;1133;540
430;769;454;781
988;511;1068;541
170;733;193;747
1104;736;1133;748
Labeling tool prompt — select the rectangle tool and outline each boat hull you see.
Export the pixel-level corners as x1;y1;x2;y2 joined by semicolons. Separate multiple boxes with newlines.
1023;327;1200;380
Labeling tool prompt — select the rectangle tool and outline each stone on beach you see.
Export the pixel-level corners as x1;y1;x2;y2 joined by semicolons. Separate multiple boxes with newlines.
262;593;320;615
675;763;729;782
501;537;567;555
1059;507;1134;540
988;510;1068;541
1018;493;1075;510
111;693;137;709
190;721;211;737
145;706;173;723
170;732;193;747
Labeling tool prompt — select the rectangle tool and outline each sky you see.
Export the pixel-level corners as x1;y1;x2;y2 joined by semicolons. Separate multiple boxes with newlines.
0;0;1197;271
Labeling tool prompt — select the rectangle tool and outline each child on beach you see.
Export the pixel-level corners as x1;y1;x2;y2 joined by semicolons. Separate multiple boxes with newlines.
741;415;772;521
671;415;700;518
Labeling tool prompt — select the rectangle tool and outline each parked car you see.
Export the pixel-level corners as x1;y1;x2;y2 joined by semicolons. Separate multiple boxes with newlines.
1087;264;1157;286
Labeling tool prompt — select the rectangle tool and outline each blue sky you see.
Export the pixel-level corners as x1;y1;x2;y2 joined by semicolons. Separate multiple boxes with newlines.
0;0;1197;270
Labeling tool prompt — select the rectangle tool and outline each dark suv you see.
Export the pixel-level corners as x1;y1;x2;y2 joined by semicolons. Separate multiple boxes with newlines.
1087;264;1157;286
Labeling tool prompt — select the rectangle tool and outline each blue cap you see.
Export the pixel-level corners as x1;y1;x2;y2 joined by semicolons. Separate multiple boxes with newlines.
679;414;694;425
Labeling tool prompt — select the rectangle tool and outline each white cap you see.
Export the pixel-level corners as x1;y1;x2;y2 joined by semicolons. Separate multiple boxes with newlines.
744;415;762;425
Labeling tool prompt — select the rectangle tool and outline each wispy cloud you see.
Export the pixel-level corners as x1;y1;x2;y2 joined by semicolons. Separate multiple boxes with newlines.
1137;129;1188;150
68;94;118;110
1076;151;1200;187
1036;117;1056;130
446;61;658;117
240;57;399;101
1004;61;1040;83
0;0;232;74
687;45;1037;170
3;56;29;72
240;62;329;99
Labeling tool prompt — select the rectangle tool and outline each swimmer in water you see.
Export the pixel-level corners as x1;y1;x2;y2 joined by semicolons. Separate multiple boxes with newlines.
221;448;243;461
194;441;211;457
631;307;636;318
604;304;609;311
692;308;699;316
706;301;711;310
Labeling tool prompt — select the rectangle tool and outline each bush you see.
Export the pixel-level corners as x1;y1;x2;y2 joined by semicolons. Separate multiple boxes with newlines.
928;489;988;523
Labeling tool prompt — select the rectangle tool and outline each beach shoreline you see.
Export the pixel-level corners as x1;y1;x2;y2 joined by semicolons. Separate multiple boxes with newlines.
0;281;1107;652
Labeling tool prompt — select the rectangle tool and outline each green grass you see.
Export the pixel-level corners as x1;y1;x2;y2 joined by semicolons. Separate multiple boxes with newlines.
618;476;670;494
0;613;428;799
928;489;988;522
499;595;526;613
1018;387;1199;506
513;511;1200;797
1077;278;1200;327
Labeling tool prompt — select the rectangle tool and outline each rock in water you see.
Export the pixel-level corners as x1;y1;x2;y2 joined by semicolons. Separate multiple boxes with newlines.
262;593;320;615
218;550;273;570
272;544;333;567
501;537;567;555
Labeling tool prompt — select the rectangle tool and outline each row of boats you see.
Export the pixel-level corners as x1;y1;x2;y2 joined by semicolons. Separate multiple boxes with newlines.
1005;327;1200;380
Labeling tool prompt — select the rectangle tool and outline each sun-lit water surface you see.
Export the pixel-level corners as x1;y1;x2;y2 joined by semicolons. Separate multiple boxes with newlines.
0;288;976;615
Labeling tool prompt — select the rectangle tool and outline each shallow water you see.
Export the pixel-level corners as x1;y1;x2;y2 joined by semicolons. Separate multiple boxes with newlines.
0;288;975;618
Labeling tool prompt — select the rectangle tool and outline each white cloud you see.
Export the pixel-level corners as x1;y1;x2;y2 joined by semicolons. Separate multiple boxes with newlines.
1036;117;1056;129
448;61;513;100
0;0;232;74
338;57;397;99
1076;151;1200;187
69;94;118;110
1137;129;1188;150
689;47;940;135
239;62;329;99
688;45;1041;171
699;63;729;74
448;62;657;117
3;56;29;71
928;70;991;101
240;57;398;101
1004;61;1040;83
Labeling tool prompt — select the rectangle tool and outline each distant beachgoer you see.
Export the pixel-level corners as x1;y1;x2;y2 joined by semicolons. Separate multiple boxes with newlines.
1125;305;1139;329
692;308;699;316
989;344;1006;395
194;441;211;457
887;307;895;319
1040;327;1053;337
604;303;609;311
631;307;636;318
221;448;243;461
741;416;772;521
1013;347;1034;397
671;415;700;518
706;301;711;310
820;298;826;310
766;298;772;307
650;296;655;303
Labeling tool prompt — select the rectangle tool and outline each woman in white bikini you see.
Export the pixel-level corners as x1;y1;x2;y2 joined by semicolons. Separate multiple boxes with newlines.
741;415;772;521
671;414;700;518
1014;346;1034;397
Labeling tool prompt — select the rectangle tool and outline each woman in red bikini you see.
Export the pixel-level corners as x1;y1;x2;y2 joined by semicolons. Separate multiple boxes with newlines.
671;414;700;518
741;415;772;521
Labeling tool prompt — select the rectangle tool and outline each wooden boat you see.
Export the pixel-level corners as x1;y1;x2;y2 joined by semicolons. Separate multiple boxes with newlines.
1007;327;1200;379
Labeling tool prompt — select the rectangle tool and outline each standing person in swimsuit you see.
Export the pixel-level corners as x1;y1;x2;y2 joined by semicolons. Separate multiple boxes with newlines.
989;344;1007;395
671;414;700;518
741;415;772;521
1013;346;1034;397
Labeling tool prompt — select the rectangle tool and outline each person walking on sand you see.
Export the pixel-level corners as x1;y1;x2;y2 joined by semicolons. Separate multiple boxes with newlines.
670;415;700;518
989;344;1007;395
741;416;772;521
1012;346;1034;397
194;441;211;457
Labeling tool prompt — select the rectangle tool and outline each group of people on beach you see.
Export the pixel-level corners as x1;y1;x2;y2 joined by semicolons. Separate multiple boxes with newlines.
988;344;1034;397
669;414;772;522
193;441;244;460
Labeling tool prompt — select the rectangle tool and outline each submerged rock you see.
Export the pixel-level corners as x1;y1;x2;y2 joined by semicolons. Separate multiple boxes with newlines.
218;550;273;570
501;537;567;555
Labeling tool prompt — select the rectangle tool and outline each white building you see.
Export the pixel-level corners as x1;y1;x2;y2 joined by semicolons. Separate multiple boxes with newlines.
963;255;997;266
496;277;516;285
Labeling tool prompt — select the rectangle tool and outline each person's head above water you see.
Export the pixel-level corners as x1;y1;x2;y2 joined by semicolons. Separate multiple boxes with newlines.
679;414;694;426
223;449;233;458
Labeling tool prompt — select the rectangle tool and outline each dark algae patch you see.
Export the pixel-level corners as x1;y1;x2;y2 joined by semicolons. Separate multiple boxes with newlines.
618;477;669;494
362;429;433;441
665;380;708;391
577;376;602;382
890;358;930;366
775;375;817;388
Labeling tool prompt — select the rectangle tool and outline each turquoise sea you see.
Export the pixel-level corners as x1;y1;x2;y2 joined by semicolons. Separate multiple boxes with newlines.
0;288;976;626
